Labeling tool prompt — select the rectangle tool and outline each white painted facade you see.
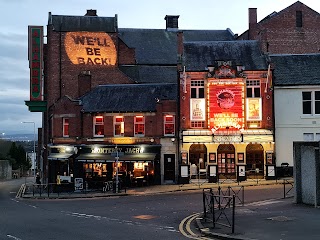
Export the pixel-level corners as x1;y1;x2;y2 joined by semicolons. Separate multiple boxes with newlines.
274;85;320;167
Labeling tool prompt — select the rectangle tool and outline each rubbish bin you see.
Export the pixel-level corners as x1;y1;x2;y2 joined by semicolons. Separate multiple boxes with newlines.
281;162;290;177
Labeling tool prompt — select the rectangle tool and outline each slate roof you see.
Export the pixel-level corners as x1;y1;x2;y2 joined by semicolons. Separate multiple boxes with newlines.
49;13;117;32
183;40;268;71
80;83;177;113
269;54;320;86
119;66;178;84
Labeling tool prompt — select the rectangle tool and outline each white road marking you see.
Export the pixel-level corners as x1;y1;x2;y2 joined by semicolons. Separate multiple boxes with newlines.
7;234;22;240
246;200;283;206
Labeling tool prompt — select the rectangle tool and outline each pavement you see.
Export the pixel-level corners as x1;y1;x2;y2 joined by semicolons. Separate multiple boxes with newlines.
18;178;320;240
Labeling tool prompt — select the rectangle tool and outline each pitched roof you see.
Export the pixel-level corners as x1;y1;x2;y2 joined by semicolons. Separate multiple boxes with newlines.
80;83;177;113
49;13;117;32
119;66;178;84
118;28;234;65
183;40;268;71
269;53;320;86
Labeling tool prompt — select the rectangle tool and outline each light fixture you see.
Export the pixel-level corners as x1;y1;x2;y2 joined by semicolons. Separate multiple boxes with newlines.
171;138;175;142
150;138;155;143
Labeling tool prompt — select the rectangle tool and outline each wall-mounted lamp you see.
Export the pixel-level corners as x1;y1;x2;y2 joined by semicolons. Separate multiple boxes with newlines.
171;138;175;142
150;138;155;143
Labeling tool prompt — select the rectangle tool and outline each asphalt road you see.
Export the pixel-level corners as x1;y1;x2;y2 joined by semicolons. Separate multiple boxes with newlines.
0;178;286;240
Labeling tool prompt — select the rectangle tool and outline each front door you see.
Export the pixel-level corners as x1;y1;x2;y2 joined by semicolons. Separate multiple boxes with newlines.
164;154;175;181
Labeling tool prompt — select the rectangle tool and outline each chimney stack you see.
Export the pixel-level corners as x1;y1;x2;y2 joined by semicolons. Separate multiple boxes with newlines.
248;8;257;39
85;9;97;16
165;15;179;31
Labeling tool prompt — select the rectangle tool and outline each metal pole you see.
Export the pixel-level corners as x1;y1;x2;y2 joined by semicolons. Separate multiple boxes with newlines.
33;122;36;181
115;145;119;193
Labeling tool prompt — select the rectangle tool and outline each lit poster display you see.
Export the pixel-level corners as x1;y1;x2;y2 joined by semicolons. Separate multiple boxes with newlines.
246;98;262;121
208;82;244;131
64;32;117;65
190;99;206;121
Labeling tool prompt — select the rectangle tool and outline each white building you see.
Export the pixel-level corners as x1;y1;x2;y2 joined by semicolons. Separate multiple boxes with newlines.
271;53;320;174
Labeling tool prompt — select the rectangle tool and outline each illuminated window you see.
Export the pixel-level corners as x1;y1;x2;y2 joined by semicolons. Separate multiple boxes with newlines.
63;118;69;137
302;91;320;115
94;116;104;137
191;121;205;128
246;80;260;98
247;121;261;128
191;80;204;98
134;116;145;136
114;116;124;136
164;115;175;136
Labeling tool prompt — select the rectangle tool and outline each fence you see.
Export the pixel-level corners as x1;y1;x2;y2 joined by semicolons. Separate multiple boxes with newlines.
202;186;244;234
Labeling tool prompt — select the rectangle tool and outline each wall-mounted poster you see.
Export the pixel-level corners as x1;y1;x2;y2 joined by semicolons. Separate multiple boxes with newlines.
181;152;188;164
209;153;216;163
237;153;244;163
246;98;262;121
190;99;206;121
208;80;244;131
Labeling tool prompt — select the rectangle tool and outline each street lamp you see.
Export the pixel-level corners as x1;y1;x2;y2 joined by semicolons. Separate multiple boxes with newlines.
21;121;36;180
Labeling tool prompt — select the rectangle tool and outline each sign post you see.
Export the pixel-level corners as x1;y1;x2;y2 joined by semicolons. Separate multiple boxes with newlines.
115;145;119;193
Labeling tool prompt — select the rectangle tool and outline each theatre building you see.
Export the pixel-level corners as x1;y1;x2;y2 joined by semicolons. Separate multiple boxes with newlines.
179;41;275;180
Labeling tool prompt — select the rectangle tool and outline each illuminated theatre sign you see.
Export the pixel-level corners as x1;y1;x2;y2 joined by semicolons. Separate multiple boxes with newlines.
64;32;117;65
208;80;244;132
28;26;43;101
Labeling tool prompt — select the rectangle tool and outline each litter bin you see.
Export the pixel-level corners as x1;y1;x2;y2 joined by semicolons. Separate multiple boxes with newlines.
281;162;290;177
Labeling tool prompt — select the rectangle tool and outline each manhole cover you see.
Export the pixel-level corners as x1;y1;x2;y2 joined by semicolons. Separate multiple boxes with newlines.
267;216;295;222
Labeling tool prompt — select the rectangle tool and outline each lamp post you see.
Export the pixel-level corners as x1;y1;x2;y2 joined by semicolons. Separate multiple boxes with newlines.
22;121;36;181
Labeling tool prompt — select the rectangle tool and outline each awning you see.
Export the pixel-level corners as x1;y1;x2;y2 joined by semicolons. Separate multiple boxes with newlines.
48;153;73;161
76;153;156;163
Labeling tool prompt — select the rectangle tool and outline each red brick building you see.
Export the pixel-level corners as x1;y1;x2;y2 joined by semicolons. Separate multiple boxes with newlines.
27;10;236;186
179;41;275;181
238;1;320;54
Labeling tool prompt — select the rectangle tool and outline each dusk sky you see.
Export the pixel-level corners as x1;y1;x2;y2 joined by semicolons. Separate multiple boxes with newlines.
0;0;319;135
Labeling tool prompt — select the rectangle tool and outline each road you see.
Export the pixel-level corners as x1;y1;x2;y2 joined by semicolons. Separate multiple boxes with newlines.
0;178;286;240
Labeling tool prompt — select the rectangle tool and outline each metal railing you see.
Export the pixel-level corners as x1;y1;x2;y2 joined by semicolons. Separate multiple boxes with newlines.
203;189;236;234
282;178;294;199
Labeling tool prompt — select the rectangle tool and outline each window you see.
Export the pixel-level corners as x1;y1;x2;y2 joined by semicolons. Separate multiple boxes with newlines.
246;80;260;98
302;91;320;115
296;11;302;27
134;116;145;136
191;121;205;128
191;80;204;98
303;133;314;141
94;116;104;137
63;118;69;137
164;115;175;136
114;116;124;136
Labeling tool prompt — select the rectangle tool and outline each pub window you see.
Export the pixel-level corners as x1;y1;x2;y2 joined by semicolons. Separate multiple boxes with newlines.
246;80;260;98
296;11;302;27
191;80;205;98
114;116;124;136
63;118;69;137
164;115;175;136
134;116;145;136
94;116;104;137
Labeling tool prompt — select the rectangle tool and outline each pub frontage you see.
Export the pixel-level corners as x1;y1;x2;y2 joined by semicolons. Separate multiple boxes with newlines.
48;144;160;189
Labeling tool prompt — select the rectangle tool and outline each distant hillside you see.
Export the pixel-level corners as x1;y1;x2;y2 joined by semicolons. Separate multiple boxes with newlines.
1;134;37;142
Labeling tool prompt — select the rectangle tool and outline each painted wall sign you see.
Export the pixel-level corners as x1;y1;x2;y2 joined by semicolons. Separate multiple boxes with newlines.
28;26;43;101
64;32;117;65
190;99;206;121
208;80;244;131
246;98;262;121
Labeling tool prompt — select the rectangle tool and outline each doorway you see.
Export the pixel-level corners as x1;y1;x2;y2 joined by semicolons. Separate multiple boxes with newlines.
164;154;175;181
189;144;207;178
246;144;264;176
217;144;235;176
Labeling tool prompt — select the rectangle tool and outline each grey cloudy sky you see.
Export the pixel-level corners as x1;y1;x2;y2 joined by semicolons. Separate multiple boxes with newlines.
0;0;319;135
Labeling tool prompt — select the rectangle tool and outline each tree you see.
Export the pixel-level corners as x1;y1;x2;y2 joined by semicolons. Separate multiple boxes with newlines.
7;142;29;170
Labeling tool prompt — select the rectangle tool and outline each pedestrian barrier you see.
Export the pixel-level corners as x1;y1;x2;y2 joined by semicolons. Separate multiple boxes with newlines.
282;178;294;199
202;188;236;234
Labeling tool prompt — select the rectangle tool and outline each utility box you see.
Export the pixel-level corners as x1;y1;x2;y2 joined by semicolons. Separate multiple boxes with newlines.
293;142;320;206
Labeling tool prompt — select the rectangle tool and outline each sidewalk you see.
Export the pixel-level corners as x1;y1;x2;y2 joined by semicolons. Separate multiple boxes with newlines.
20;178;286;199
